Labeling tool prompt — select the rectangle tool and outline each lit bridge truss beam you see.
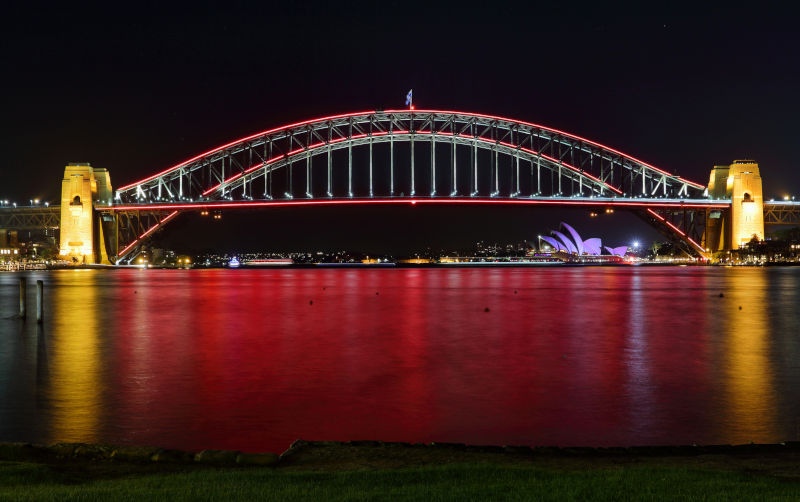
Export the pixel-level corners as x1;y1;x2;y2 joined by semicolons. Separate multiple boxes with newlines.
640;206;709;256
98;208;178;263
0;207;60;230
763;202;800;225
115;110;707;206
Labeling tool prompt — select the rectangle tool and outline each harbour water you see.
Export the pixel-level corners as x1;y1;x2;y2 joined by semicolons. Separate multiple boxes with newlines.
1;267;799;453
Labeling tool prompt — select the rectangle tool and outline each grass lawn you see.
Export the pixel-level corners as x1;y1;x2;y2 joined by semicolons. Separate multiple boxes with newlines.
2;460;799;501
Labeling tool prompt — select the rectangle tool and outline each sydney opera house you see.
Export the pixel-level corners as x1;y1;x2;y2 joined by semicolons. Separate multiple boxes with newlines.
539;222;628;259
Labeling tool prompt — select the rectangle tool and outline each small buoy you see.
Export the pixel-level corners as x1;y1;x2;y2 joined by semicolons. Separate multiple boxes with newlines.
309;300;313;305
718;293;724;298
484;307;490;312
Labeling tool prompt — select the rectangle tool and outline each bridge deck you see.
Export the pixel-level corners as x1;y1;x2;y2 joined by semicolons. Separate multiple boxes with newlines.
764;201;800;225
0;206;60;230
101;196;732;212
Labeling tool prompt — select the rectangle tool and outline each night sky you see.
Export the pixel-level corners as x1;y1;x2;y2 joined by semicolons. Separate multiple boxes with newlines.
2;3;799;253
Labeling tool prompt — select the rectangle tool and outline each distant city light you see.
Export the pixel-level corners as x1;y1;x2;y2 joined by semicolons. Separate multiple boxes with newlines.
633;241;640;248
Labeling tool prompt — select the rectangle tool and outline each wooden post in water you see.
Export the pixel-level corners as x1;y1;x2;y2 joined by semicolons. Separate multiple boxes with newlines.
18;278;26;318
36;280;43;323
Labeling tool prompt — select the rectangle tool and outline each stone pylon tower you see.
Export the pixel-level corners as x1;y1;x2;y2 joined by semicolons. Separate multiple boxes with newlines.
704;160;764;252
59;163;113;263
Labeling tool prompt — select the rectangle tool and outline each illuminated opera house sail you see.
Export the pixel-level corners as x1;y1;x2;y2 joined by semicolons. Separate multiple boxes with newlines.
539;222;627;258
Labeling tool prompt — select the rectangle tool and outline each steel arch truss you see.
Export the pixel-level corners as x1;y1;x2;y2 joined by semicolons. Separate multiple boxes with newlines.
101;209;179;263
640;207;708;256
116;110;707;205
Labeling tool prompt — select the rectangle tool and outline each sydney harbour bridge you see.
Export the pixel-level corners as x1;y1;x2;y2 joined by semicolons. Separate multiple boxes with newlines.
2;109;799;263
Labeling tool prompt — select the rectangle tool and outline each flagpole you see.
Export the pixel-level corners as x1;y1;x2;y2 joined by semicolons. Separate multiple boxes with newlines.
408;89;414;196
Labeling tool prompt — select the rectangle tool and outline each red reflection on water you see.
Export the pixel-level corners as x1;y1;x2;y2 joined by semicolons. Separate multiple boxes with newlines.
18;267;781;453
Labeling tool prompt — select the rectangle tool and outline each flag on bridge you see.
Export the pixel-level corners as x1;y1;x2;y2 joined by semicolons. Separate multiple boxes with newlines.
405;89;413;108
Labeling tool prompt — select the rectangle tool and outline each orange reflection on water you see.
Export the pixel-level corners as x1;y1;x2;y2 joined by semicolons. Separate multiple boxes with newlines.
46;271;102;443
720;269;777;443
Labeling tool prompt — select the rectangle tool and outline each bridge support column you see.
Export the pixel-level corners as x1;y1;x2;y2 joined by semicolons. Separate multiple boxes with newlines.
705;160;764;253
59;163;113;264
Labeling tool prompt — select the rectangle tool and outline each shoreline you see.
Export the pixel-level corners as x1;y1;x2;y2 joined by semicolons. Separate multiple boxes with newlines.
4;262;798;272
3;439;800;469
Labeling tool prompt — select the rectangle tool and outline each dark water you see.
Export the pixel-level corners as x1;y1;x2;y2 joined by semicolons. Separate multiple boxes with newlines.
1;267;799;453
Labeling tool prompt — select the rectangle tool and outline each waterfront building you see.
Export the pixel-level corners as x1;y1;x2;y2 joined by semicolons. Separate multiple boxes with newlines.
539;222;627;257
538;223;628;262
